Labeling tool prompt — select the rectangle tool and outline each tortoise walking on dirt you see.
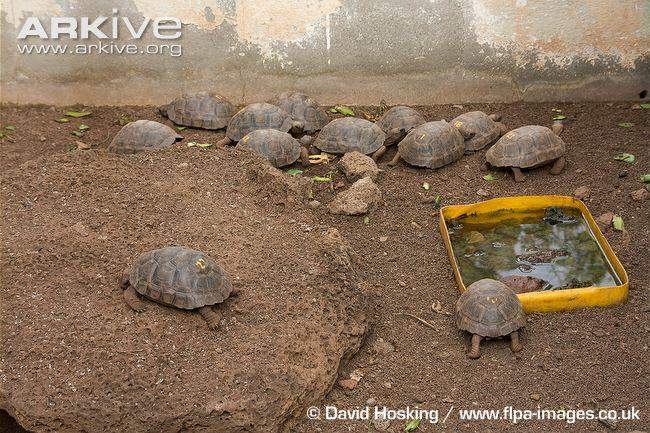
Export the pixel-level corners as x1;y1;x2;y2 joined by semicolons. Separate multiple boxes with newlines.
120;246;236;330
375;106;425;147
485;122;567;182
272;92;329;144
108;120;182;154
159;92;235;130
387;120;464;169
217;103;300;146
312;117;387;161
237;129;309;168
451;111;507;153
456;279;526;359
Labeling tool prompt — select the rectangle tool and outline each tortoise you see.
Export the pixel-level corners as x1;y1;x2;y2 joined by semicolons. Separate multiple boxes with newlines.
456;278;526;359
499;275;547;293
272;92;329;144
387;120;464;169
237;129;309;168
451;111;507;153
217;103;300;146
485;123;566;182
159;91;235;130
108;120;182;154
120;246;236;330
312;117;387;161
376;106;425;146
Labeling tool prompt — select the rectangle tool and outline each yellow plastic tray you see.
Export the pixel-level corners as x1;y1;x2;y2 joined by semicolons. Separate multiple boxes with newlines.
439;195;629;312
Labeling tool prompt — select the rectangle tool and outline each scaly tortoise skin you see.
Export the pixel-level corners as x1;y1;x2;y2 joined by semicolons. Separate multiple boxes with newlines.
456;278;526;359
313;117;387;161
108;120;182;154
388;120;464;169
160;92;235;130
272;92;329;135
120;246;234;331
451;111;506;153
237;129;309;168
217;103;298;146
485;123;567;182
376;106;425;147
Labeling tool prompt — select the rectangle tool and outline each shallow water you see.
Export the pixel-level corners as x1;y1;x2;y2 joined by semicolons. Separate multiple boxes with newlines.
447;207;620;291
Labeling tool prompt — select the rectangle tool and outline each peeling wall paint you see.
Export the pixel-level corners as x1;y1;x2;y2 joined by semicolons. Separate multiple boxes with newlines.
1;0;648;105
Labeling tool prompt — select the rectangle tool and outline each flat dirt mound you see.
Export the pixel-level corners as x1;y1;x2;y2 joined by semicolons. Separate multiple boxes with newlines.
0;147;369;433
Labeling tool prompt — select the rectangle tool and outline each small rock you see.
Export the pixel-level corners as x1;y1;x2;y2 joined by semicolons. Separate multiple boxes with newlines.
398;281;406;287
383;381;392;389
442;397;454;403
573;186;590;200
307;200;321;209
630;188;649;202
75;141;90;150
452;104;464;109
596;212;615;228
411;221;422;230
338;378;358;390
476;188;490;197
366;397;377;406
619;170;629;178
328;177;382;215
530;393;541;401
372;338;395;356
177;162;189;168
39;136;46;142
338;151;380;182
379;236;388;242
372;414;391;431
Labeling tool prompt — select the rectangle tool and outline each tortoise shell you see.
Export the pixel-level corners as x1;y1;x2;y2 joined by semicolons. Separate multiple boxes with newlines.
108;120;181;154
237;129;302;168
226;103;293;142
161;92;234;130
273;92;329;134
376;106;425;146
397;121;464;168
456;279;525;338
313;117;385;155
129;246;232;310
451;111;502;153
486;125;566;169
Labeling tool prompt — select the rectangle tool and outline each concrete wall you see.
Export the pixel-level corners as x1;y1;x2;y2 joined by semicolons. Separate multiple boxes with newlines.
1;0;649;105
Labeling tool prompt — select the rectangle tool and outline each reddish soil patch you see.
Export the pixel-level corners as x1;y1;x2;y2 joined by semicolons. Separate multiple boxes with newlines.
1;101;648;432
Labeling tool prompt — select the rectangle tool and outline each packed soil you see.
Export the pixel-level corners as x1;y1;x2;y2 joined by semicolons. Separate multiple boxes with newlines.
1;101;648;433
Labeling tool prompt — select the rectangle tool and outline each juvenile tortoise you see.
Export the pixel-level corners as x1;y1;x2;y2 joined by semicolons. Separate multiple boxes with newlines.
217;103;300;146
387;120;464;169
159;91;235;130
120;246;236;330
237;129;309;168
485;122;566;182
272;92;329;144
108;120;182;154
456;278;526;359
312;117;387;161
451;111;507;153
376;106;425;147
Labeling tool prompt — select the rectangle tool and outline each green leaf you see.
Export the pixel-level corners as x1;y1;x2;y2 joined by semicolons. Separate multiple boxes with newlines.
65;111;91;118
4;125;16;131
434;194;441;209
312;175;332;182
551;108;562;112
175;126;187;131
71;130;84;137
614;153;635;163
640;103;650;109
286;169;303;175
612;215;624;231
404;419;420;432
363;216;370;225
186;141;197;147
618;122;634;128
196;142;213;148
422;182;430;190
55;117;70;123
483;174;496;181
640;174;650;183
334;105;355;116
552;114;566;120
329;108;338;113
78;124;90;131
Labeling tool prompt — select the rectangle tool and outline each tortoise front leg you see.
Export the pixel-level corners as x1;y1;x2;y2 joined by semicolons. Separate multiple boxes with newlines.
300;147;310;166
468;334;482;359
216;136;233;147
371;145;387;162
512;167;525;182
123;285;147;312
549;156;566;175
387;151;401;167
509;331;523;353
199;306;223;331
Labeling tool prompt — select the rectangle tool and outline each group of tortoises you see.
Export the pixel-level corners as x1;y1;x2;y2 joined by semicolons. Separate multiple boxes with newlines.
108;91;567;182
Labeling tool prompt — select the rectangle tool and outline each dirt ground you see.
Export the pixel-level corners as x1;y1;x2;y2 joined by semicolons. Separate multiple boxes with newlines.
1;101;648;433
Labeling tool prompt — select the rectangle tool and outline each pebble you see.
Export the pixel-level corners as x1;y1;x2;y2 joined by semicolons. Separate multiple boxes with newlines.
366;397;377;406
307;200;321;209
573;186;590;200
442;397;454;403
630;188;649;202
476;188;490;197
383;381;392;389
619;171;629;178
530;393;541;401
338;378;358;390
379;236;388;242
75;141;90;150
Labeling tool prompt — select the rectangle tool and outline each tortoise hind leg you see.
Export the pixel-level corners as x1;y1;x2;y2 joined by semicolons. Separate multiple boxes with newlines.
549;156;566;175
512;167;525;182
371;145;387;162
387;152;401;167
509;331;523;353
199;306;223;331
468;334;482;359
123;286;147;312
